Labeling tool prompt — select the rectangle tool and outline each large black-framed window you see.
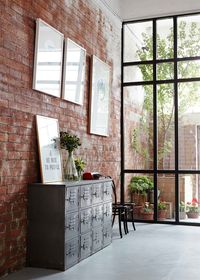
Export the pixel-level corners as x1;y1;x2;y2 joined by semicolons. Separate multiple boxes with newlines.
121;13;200;225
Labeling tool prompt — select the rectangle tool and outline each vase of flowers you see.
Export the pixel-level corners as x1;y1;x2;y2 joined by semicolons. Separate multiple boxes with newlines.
59;131;81;181
186;198;200;219
75;157;86;180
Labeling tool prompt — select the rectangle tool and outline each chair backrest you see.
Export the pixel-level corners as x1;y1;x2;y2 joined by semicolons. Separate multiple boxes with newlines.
106;176;117;205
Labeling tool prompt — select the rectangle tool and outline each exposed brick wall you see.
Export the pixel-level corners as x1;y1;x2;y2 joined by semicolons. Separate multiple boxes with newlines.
0;0;121;276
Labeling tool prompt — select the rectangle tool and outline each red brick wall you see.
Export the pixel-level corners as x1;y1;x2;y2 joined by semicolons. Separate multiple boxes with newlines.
0;0;121;276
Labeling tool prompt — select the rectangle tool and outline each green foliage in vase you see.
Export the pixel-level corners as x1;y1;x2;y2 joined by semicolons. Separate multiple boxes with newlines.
75;158;86;173
59;131;81;153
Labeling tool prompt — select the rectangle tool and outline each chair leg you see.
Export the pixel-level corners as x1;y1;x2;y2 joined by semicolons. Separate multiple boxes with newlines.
118;210;123;238
125;209;129;234
112;208;116;227
131;210;136;231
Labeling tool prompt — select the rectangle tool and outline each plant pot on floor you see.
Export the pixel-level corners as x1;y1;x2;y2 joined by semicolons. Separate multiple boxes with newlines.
158;209;167;220
187;212;199;219
141;212;154;220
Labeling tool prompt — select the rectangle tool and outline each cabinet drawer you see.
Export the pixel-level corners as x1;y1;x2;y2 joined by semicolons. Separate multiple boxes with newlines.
103;203;112;224
92;227;103;253
103;182;112;201
92;205;103;228
65;212;79;241
80;232;92;260
80;185;92;209
103;223;112;247
80;208;92;234
65;187;79;212
92;183;103;205
65;237;79;269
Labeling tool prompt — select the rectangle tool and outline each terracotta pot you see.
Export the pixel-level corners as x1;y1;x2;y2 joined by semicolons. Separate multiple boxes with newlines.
131;193;146;206
133;205;143;219
141;212;154;220
187;212;199;219
158;209;167;220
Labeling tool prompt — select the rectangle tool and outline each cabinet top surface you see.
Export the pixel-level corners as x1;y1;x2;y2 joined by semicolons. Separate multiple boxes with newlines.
29;178;112;188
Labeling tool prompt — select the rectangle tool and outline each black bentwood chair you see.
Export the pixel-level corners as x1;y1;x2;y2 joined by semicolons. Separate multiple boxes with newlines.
110;178;136;238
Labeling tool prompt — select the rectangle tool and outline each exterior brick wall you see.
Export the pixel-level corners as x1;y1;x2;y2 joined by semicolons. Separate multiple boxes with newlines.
0;0;121;276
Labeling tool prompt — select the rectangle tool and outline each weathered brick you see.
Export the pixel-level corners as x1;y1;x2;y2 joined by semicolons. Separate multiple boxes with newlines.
0;0;121;277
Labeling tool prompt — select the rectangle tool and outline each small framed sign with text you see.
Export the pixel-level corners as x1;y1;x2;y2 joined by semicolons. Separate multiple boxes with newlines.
36;115;63;183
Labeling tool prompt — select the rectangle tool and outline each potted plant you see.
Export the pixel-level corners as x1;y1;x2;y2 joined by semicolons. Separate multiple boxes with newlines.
74;157;86;180
141;202;154;220
128;176;153;218
158;201;167;220
59;131;81;180
179;201;186;220
186;198;200;219
128;176;154;204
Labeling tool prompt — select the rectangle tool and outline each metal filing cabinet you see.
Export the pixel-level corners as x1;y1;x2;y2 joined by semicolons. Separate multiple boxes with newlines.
27;179;112;271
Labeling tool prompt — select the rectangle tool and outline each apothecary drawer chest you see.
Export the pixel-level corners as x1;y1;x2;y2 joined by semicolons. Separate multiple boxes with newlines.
27;179;112;270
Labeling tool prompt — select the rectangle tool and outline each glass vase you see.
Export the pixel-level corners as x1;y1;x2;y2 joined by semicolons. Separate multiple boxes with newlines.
64;151;78;181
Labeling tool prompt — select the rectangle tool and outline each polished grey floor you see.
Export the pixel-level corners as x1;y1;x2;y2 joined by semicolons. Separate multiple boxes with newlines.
4;223;200;280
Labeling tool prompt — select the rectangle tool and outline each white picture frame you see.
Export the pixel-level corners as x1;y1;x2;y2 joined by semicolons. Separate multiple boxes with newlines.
36;115;63;183
33;18;64;98
89;55;111;136
62;38;86;105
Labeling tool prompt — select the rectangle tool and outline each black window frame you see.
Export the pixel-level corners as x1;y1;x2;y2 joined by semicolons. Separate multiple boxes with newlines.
121;12;200;226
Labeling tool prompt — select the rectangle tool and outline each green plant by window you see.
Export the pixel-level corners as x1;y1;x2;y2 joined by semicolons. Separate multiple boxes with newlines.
186;198;200;213
128;176;153;195
179;201;186;212
143;202;154;213
158;201;167;210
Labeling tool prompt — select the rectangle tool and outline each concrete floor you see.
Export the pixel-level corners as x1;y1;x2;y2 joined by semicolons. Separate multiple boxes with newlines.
3;223;200;280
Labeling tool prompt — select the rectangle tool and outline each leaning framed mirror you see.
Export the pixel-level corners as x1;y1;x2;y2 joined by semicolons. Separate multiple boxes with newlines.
33;18;64;98
62;38;86;105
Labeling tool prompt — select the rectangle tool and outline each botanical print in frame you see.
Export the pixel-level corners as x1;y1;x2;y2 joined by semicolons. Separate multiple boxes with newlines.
36;115;63;183
62;38;86;105
89;55;111;136
33;18;64;98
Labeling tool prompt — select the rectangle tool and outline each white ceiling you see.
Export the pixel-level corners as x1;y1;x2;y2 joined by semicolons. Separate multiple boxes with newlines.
101;0;200;21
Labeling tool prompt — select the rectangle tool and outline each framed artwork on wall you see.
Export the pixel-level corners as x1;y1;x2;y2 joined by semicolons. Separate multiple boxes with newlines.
33;18;64;98
62;38;86;105
36;115;63;183
89;55;111;136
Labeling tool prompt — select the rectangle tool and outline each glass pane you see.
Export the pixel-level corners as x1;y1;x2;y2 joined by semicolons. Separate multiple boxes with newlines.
157;84;175;170
157;174;175;221
178;15;200;58
157;63;174;80
179;174;200;223
124;85;153;170
157;18;174;59
178;60;200;79
124;21;153;62
178;82;200;170
125;173;154;220
124;64;153;83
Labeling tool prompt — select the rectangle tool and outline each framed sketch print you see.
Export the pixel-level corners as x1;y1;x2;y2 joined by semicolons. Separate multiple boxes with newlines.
33;18;64;97
36;115;63;183
89;55;111;136
62;38;86;105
